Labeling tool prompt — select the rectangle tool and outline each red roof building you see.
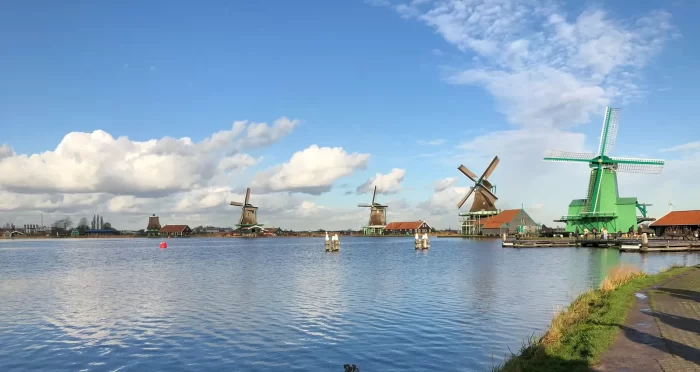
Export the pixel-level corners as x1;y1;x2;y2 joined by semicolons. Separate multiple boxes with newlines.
159;225;192;236
477;209;538;235
384;220;431;234
650;210;700;237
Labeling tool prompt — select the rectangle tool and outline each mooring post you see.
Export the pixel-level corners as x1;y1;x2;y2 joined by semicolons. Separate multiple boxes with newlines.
642;232;648;247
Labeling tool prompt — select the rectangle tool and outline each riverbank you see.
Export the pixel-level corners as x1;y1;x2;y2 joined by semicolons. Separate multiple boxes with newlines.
493;264;698;372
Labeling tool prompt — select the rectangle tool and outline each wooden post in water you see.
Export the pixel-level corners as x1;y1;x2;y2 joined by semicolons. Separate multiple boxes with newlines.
332;234;340;251
324;232;331;252
642;232;648;247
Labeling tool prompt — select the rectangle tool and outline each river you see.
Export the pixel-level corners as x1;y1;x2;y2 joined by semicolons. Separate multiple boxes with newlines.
1;237;698;371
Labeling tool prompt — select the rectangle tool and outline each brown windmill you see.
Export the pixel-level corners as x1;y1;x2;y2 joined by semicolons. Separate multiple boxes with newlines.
358;186;388;235
457;156;499;212
230;187;262;231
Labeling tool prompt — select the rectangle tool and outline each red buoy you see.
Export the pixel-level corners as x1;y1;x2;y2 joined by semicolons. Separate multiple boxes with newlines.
160;242;167;249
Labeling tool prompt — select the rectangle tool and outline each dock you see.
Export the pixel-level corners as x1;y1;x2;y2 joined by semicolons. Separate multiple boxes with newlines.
502;236;700;252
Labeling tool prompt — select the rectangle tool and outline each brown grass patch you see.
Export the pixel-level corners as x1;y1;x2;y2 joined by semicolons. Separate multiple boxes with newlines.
599;265;644;293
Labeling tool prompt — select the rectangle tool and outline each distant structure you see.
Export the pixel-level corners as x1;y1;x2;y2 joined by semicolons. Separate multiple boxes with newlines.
544;106;664;233
358;186;387;235
477;209;538;236
159;225;193;237
230;187;264;234
457;156;500;235
147;214;161;236
384;221;431;235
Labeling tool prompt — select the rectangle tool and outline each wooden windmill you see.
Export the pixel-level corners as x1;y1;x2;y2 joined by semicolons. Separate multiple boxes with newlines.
230;187;263;232
457;156;500;235
358;186;388;235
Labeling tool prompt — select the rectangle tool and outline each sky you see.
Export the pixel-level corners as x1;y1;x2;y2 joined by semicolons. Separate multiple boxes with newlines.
1;0;699;231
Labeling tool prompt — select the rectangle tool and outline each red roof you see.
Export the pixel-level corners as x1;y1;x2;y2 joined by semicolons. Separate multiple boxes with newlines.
650;210;700;227
479;209;522;229
384;221;429;230
160;225;191;233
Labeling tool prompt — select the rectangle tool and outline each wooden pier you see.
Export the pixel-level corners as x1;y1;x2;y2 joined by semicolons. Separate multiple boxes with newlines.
502;236;700;252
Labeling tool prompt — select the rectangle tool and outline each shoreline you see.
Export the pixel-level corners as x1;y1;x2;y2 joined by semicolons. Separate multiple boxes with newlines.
2;233;477;240
493;264;698;372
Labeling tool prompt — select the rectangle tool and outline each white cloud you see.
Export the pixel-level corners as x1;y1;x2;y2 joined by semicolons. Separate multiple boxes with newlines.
417;138;446;145
356;168;406;194
0;118;297;196
434;177;457;192
388;1;676;128
660;140;700;153
251;145;370;195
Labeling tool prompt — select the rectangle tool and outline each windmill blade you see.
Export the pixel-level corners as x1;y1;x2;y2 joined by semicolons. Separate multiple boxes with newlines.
371;185;377;205
358;203;372;207
477;184;498;202
457;165;478;182
457;187;475;209
612;157;664;174
230;201;244;207
481;178;493;190
597;107;620;157
480;156;500;180
544;150;596;163
244;188;251;205
588;166;605;213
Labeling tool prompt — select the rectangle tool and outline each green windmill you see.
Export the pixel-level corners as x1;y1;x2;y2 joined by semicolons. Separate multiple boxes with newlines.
544;107;665;233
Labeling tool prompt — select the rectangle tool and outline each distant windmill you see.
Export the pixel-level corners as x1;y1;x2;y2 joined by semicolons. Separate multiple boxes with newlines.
457;156;499;212
230;187;262;231
358;186;388;235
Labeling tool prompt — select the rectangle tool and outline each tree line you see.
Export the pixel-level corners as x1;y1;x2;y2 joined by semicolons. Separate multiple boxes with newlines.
51;214;114;233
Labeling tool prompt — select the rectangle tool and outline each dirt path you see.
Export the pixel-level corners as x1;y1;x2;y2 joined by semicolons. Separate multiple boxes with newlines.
595;266;700;371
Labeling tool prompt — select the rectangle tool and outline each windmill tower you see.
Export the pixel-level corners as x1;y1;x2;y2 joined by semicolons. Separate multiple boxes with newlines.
544;106;664;233
230;187;263;234
456;156;500;235
358;186;388;235
146;214;161;237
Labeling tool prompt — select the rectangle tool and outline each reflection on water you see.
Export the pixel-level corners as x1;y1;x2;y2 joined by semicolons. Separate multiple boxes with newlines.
0;238;698;371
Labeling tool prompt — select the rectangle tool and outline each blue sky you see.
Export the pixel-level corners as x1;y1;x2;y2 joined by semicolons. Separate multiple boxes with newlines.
1;0;699;229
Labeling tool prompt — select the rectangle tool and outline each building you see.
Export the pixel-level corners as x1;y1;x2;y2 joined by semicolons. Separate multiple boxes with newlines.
478;209;538;236
649;210;700;238
160;225;192;237
384;221;431;235
263;227;283;236
146;214;161;236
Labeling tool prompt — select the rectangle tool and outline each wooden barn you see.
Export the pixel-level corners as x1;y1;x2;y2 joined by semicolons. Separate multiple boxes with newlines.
478;209;538;236
160;225;192;237
384;221;431;235
649;210;700;238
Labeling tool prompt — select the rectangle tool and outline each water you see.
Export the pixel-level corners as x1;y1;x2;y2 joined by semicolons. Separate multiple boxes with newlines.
1;237;698;372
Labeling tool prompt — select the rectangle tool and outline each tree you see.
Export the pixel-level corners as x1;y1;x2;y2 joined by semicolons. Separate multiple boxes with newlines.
78;217;89;233
103;222;112;230
99;216;104;229
91;215;96;229
52;217;73;232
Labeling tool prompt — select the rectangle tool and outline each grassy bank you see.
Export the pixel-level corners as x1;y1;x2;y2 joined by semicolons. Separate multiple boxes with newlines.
493;264;696;372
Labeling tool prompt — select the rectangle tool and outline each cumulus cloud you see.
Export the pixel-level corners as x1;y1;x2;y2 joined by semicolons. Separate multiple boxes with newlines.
356;168;406;194
434;177;457;192
252;145;370;195
0;118;297;196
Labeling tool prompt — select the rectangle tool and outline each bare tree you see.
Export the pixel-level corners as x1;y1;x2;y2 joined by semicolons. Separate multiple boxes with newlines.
78;217;89;233
51;217;73;232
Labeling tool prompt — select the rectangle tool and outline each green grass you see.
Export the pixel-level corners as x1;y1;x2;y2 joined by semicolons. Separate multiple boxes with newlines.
493;264;696;372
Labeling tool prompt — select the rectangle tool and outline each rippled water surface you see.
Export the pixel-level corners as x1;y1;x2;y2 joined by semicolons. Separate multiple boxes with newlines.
1;237;699;371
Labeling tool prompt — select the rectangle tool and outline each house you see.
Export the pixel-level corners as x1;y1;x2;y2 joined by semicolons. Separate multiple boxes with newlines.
478;209;538;236
384;221;431;235
160;225;192;237
263;227;283;236
650;210;700;237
